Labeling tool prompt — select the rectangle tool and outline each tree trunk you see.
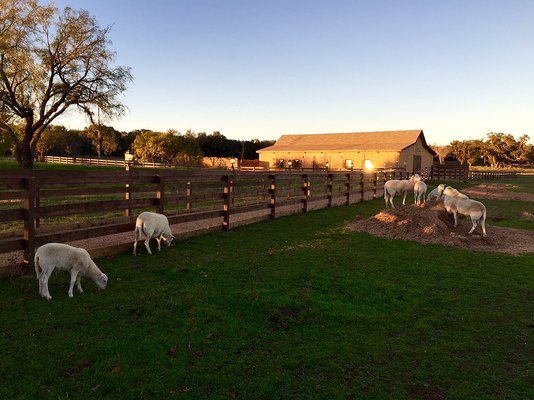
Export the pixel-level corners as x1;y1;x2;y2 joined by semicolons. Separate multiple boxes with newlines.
20;125;35;170
20;145;34;169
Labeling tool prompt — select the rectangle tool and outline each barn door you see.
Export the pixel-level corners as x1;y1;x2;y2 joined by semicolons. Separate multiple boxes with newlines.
413;155;422;173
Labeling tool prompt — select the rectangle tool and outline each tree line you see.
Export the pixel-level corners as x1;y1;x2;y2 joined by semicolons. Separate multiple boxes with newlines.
0;124;275;165
431;133;533;168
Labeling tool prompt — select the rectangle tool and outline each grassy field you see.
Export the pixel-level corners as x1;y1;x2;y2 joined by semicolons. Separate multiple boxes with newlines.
0;194;533;399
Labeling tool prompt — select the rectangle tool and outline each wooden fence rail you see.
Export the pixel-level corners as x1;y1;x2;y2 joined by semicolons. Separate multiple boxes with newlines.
0;169;387;271
0;166;517;272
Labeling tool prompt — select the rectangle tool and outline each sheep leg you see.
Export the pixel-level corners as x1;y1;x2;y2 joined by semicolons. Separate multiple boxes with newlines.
468;216;477;235
40;269;53;300
76;275;84;293
133;227;141;255
38;276;43;296
384;190;390;208
452;212;458;227
143;237;152;255
156;235;162;252
402;191;407;205
388;192;396;208
68;269;79;298
481;217;487;237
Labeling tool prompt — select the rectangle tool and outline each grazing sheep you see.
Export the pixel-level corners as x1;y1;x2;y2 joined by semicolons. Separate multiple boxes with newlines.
383;174;420;208
414;179;428;206
427;184;446;202
133;211;175;255
34;243;108;300
440;187;487;236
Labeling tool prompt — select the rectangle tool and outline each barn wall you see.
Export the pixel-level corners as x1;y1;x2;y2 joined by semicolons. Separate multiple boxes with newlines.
258;133;435;171
399;136;434;172
258;150;402;170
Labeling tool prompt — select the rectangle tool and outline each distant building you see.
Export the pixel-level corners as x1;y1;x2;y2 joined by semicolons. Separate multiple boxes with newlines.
257;130;436;172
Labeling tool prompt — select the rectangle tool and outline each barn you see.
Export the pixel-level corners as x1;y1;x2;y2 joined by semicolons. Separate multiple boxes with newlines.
257;130;436;172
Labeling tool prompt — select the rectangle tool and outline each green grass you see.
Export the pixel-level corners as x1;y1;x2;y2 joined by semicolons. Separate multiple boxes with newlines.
425;177;534;231
0;158;124;171
1;199;533;400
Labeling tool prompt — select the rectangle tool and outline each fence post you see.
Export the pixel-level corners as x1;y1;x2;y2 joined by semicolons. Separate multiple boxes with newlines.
155;175;164;214
269;174;276;219
345;173;351;205
327;173;333;207
372;172;377;199
302;174;309;213
359;172;365;202
222;175;231;231
186;181;192;210
35;186;40;228
124;166;132;217
23;177;36;270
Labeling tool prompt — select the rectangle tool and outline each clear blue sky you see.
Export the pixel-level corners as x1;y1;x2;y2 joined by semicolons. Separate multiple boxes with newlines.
54;0;534;145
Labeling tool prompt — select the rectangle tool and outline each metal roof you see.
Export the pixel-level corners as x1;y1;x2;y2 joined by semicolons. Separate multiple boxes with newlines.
258;130;435;154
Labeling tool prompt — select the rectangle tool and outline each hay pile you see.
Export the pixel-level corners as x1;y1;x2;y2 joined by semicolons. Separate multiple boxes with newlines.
347;203;534;255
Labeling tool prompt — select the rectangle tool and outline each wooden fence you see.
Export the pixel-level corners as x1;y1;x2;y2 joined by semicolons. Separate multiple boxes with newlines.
0;169;413;271
429;165;516;180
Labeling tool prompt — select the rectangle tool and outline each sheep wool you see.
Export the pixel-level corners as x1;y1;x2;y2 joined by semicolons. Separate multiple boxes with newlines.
34;243;108;300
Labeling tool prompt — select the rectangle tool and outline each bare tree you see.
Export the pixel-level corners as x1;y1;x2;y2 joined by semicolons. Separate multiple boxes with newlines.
0;0;132;169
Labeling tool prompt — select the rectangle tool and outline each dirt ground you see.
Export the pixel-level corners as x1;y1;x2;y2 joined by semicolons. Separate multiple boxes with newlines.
347;201;534;255
462;183;534;202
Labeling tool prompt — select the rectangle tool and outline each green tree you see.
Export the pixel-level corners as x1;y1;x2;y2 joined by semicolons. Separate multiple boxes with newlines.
430;144;451;165
0;0;132;169
35;125;68;160
510;135;533;165
465;139;484;167
483;133;518;167
131;130;161;163
449;140;470;165
81;124;120;157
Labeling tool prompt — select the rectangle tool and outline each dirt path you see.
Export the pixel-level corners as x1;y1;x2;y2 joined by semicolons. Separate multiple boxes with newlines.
462;183;534;202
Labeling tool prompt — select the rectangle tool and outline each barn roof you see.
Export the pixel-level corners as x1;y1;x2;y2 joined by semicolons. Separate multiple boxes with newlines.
257;130;436;155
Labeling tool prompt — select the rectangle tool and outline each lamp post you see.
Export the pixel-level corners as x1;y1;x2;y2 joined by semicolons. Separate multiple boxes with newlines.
325;161;329;171
230;158;236;172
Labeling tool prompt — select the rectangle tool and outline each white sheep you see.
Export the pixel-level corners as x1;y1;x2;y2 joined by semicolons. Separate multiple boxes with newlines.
413;179;428;206
34;243;108;300
438;185;469;199
383;174;420;208
426;184;446;202
439;186;487;236
133;211;175;255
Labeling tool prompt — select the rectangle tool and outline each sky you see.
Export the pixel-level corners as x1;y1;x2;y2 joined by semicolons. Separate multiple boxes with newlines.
53;0;534;145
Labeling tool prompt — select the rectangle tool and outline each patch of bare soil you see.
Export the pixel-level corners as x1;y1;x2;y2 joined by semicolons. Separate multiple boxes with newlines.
462;184;534;202
347;203;534;255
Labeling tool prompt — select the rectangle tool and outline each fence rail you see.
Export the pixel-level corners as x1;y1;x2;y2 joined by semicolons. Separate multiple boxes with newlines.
429;165;516;180
0;165;517;272
0;169;402;271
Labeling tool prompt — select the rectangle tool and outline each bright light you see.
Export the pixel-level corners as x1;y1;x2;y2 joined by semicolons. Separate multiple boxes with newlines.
364;160;373;170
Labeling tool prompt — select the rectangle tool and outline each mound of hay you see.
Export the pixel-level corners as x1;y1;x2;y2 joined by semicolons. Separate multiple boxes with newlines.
347;203;534;255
